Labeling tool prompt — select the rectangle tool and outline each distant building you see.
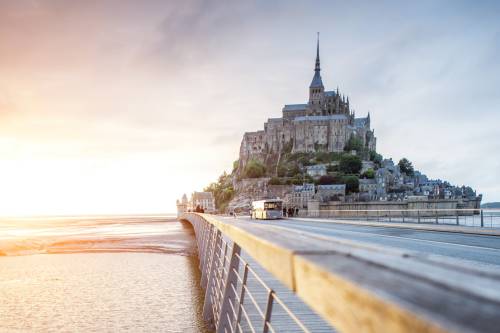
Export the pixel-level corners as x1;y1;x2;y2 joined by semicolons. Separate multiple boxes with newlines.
316;184;346;202
221;36;482;210
359;178;377;198
191;191;216;213
306;164;327;178
237;36;376;176
176;193;189;215
291;183;315;208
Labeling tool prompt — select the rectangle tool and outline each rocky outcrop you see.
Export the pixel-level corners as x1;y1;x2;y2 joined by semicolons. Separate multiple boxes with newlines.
228;178;294;212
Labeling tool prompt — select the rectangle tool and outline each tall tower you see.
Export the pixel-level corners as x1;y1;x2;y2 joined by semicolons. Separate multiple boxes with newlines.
309;33;324;110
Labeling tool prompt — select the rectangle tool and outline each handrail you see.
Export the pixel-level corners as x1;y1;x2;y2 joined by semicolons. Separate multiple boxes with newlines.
181;212;500;333
303;208;500;228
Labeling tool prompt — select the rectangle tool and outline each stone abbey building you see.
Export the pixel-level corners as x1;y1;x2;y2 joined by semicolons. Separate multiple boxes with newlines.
238;37;376;171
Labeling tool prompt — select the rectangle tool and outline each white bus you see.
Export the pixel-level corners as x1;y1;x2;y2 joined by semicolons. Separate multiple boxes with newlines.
251;199;283;220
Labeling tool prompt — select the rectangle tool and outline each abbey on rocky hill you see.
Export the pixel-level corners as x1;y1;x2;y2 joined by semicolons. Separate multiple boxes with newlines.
238;35;376;172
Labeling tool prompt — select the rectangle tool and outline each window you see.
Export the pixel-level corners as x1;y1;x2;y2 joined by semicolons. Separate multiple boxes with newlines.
264;201;282;210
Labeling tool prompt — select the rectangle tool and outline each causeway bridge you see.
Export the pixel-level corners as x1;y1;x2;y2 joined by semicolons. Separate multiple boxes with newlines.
180;213;500;333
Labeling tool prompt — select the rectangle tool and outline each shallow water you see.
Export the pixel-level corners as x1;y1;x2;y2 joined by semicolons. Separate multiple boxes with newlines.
0;216;211;332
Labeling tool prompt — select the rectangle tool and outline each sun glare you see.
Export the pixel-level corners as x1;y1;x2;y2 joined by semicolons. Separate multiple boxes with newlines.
0;156;192;217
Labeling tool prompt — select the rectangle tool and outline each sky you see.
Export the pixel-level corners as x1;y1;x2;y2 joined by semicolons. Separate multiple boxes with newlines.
0;0;499;216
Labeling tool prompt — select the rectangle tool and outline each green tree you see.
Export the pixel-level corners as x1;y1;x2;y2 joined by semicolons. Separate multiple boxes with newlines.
342;175;359;194
339;155;362;174
398;158;414;176
232;159;239;173
286;163;301;177
326;164;337;173
361;168;375;179
288;172;306;185
268;177;283;185
204;171;235;212
304;174;314;183
298;154;313;166
277;164;287;177
319;175;336;185
344;135;363;152
243;159;266;178
315;151;331;163
369;150;383;164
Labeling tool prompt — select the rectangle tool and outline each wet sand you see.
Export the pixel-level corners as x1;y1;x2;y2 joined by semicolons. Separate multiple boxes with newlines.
0;216;212;332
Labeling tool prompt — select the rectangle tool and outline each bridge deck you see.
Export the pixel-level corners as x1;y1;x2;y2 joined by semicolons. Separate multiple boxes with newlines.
182;213;500;333
238;247;336;332
235;216;500;269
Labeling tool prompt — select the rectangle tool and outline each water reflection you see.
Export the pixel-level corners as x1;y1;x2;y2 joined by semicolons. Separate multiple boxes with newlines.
0;216;212;332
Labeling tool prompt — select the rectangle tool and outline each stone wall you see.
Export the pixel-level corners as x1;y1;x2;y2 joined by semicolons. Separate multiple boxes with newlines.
229;178;269;213
267;185;294;201
307;199;480;218
228;178;293;213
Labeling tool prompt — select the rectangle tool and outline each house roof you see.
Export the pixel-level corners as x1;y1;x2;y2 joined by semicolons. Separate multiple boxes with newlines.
294;114;348;122
306;164;327;170
267;117;282;122
354;117;368;127
293;183;315;192
283;104;308;111
310;71;324;88
317;184;346;190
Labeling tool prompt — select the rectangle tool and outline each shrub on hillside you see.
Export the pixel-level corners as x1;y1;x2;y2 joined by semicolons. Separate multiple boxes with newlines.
344;136;364;152
268;177;283;185
319;175;336;185
243;159;266;178
339;155;362;174
232;159;239;173
342;175;359;194
204;171;235;212
361;168;375;179
326;164;338;173
369;150;383;164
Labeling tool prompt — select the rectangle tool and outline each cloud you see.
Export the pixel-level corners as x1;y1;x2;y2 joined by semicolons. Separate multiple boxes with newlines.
0;0;499;214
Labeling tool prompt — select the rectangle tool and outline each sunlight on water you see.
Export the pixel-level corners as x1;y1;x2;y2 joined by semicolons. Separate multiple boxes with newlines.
0;216;212;332
0;216;191;256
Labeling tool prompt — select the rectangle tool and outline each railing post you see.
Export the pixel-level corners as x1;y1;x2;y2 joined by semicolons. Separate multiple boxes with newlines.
201;224;215;288
216;243;241;333
481;209;484;228
199;220;208;269
203;229;222;327
233;263;249;333
417;210;420;224
262;289;274;333
435;210;438;224
456;210;459;225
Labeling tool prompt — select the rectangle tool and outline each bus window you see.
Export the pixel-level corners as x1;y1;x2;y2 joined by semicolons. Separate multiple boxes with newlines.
264;202;282;210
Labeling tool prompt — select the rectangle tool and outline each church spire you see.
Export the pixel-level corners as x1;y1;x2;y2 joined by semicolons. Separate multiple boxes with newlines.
309;32;324;89
315;32;320;72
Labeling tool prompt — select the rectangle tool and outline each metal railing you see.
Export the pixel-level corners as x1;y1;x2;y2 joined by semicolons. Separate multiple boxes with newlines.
307;208;500;228
185;213;333;333
182;212;500;333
